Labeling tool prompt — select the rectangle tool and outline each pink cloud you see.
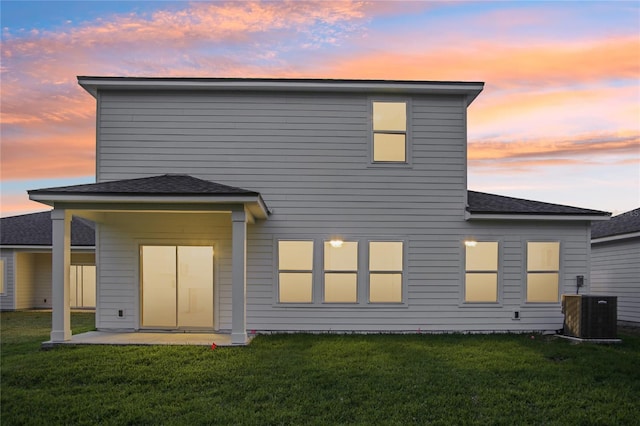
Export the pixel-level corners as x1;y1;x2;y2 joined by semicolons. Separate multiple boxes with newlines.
468;131;640;173
468;85;640;140
1;1;638;217
0;193;50;218
317;35;639;86
3;1;370;54
1;127;96;180
2;1;375;181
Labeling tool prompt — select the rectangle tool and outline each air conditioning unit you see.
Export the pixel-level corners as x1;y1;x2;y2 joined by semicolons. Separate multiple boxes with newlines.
562;295;617;339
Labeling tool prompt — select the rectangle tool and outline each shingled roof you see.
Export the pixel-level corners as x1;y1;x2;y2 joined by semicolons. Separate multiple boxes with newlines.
28;174;259;196
0;211;95;247
592;208;640;240
467;191;610;217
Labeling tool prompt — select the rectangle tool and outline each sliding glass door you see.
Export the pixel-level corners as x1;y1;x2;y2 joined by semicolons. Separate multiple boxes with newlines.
70;265;96;308
141;246;214;329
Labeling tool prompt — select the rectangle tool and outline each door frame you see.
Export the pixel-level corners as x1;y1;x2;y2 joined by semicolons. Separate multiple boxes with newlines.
138;243;218;331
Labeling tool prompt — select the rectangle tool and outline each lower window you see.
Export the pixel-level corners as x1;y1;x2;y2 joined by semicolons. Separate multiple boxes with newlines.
464;241;498;302
526;242;560;303
278;241;314;303
0;258;5;294
276;239;405;305
369;241;403;303
324;241;358;303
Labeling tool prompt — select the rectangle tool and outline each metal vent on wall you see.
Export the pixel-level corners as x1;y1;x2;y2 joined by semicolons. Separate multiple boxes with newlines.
562;295;617;339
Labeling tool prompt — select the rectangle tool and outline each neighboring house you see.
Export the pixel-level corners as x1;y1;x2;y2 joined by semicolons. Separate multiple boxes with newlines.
0;212;96;311
591;208;640;326
27;77;610;344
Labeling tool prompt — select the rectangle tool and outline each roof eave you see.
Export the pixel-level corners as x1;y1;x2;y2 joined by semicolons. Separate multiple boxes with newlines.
0;245;96;250
465;212;611;221
28;193;270;219
592;231;640;244
77;77;484;105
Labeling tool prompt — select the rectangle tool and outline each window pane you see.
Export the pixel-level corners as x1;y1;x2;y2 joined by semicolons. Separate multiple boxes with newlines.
465;273;498;302
142;246;177;328
527;273;559;302
373;134;406;162
373;102;406;131
369;242;403;271
279;272;312;303
466;242;498;271
370;273;402;303
324;241;358;271
324;273;357;303
0;259;5;293
279;241;313;270
177;246;214;328
527;242;559;271
70;265;79;307
82;266;96;307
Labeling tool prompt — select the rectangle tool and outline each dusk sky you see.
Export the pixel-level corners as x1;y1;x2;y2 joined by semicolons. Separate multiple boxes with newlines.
1;0;639;217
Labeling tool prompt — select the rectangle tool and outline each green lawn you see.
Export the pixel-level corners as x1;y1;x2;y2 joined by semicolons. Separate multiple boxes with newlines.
2;312;639;425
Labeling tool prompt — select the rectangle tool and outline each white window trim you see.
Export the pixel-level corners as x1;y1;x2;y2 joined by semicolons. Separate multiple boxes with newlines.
273;237;409;308
368;98;413;168
0;258;6;295
460;239;502;306
366;239;407;305
275;240;315;305
322;241;359;304
524;241;562;305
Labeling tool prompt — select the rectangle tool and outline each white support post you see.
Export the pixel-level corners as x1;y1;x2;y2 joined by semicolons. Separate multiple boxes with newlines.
231;210;247;344
51;209;71;342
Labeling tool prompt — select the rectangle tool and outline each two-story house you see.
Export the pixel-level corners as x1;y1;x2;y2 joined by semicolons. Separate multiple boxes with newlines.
28;77;609;344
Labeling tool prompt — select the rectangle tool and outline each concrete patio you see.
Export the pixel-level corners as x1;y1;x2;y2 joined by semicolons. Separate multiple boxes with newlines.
42;331;251;348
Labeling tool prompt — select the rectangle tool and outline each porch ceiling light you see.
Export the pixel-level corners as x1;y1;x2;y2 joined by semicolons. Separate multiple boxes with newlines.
330;239;344;248
464;240;478;247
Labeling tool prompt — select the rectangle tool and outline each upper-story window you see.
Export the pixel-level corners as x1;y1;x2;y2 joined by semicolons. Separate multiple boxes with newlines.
372;101;407;162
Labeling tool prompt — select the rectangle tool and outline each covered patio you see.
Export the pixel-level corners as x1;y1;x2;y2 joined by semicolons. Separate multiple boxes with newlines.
29;174;270;346
42;330;253;347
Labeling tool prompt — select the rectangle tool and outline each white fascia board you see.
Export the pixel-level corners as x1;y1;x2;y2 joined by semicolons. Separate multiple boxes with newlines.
29;194;261;204
592;231;640;244
78;78;484;105
0;245;95;251
465;212;611;222
28;194;270;219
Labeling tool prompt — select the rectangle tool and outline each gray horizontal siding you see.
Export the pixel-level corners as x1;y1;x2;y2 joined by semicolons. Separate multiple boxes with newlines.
96;91;466;188
33;254;52;309
244;221;588;332
15;253;36;310
591;238;640;324
93;89;591;332
96;213;232;331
